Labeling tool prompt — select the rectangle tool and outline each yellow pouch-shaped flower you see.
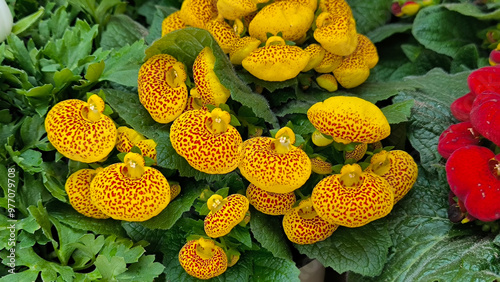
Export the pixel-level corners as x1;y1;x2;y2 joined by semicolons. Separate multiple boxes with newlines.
313;12;358;56
229;36;261;65
283;198;338;244
307;96;390;144
302;44;326;72
239;127;312;193
138;54;188;123
65;168;109;219
217;0;260;20
90;153;171;222
365;150;418;203
248;1;314;42
205;16;239;54
45;95;117;163
204;194;250;237
179;238;228;280
333;55;370;89
192;47;231;106
179;0;217;28
161;11;186;36
246;183;296;215
311;164;394;227
242;36;311;81
170;108;243;174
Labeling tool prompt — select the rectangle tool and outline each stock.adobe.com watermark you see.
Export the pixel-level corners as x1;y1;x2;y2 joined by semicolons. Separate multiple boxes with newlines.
6;166;17;274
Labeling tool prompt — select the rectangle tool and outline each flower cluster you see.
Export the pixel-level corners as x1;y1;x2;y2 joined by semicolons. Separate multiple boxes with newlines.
438;66;500;223
162;0;379;89
65;152;173;222
44;94;174;222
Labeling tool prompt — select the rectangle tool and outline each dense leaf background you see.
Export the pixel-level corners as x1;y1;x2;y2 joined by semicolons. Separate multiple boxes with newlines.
1;0;500;281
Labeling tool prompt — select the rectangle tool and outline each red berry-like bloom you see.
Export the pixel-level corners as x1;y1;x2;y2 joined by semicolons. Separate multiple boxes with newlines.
437;122;481;159
450;92;476;122
470;92;500;147
446;145;500;222
467;66;500;95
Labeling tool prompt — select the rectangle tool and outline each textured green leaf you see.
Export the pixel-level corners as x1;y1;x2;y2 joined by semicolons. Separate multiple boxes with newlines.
102;88;169;140
381;99;414;124
100;40;147;87
95;255;128;280
247;250;301;282
296;219;392;277
393;68;470;174
137;181;207;230
365;23;413;44
145;27;278;126
450;44;480;73
228;225;253;249
42;20;99;72
250;210;293;261
47;202;127;237
12;7;45;35
412;5;489;58
0;247;75;281
443;3;500;20
347;0;393;34
116;255;165;282
100;14;148;50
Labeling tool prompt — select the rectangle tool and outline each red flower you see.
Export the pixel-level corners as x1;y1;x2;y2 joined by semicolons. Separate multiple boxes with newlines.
467;66;500;95
470;92;500;147
450;92;476;122
437;122;481;159
445;145;500;222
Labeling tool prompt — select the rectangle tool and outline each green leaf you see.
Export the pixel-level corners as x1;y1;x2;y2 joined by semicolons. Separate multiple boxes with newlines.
296;219;392;277
100;40;147;87
443;3;500;20
412;5;489;58
393;68;470;174
246;250;301;282
100;14;148;50
250;210;293;261
47;202;127;237
12;7;45;35
227;225;253;249
84;60;105;82
347;0;393;34
6;34;37;76
95;255;128;280
450;44;480;73
145;27;278;127
116;255;165;282
19;115;47;150
102;88;169;139
0;247;75;281
53;68;81;91
137;181;207;230
365;23;413;44
42;19;99;72
381;99;414;124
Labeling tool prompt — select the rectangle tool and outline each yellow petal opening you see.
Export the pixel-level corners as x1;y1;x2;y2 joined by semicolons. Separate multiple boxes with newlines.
195;237;217;260
207;194;226;213
206;108;232;135
271;127;296;154
338;163;364;188
82;94;105;122
122;152;146;179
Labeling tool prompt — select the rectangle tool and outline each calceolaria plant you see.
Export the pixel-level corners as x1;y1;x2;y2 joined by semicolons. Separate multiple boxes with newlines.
6;0;500;281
